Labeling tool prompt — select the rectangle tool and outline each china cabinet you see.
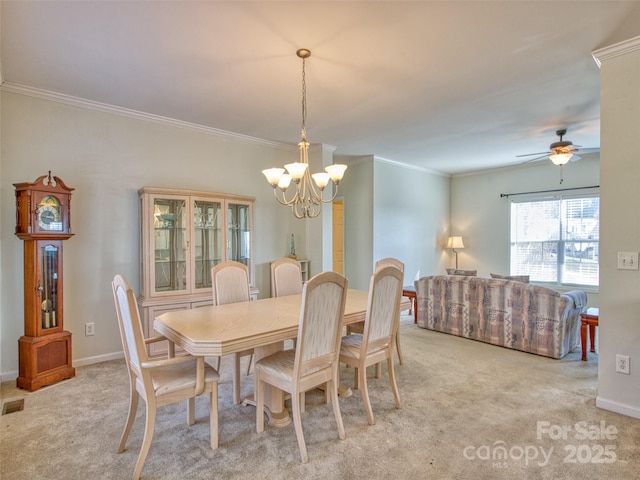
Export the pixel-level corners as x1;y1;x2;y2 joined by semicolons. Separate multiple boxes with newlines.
14;172;75;391
138;187;256;356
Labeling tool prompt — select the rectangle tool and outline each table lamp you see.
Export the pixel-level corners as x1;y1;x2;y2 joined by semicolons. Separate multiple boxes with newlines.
446;236;465;269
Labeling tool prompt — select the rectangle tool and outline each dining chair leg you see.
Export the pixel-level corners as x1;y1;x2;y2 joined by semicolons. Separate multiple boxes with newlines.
359;366;375;426
134;402;157;480
232;353;241;404
387;356;402;409
395;331;404;365
374;363;382;379
245;353;253;376
118;381;139;453
329;379;346;440
255;373;265;433
291;388;308;463
353;366;360;390
187;397;195;426
210;387;219;449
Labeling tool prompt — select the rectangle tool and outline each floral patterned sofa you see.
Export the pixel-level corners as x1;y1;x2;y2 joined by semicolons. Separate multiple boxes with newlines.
415;275;587;359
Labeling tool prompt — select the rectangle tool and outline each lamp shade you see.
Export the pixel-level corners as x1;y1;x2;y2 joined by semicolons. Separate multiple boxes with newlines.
446;236;465;249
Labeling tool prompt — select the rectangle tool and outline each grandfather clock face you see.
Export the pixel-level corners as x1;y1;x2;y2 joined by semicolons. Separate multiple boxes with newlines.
36;195;64;232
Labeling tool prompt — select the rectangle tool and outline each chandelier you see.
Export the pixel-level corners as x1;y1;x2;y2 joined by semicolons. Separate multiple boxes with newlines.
262;49;347;219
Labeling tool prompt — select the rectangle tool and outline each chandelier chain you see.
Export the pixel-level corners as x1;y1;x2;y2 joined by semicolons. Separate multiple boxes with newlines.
301;56;307;141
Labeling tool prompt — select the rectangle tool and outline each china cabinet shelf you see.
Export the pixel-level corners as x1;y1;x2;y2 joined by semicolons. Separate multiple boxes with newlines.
138;187;256;356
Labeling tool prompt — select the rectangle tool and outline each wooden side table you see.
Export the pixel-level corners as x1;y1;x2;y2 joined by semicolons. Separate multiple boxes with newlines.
402;286;417;324
580;307;599;361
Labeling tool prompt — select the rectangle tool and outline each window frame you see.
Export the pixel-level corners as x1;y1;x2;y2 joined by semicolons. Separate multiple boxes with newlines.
509;189;599;289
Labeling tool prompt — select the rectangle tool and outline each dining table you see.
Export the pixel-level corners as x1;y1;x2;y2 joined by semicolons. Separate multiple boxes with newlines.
154;289;408;427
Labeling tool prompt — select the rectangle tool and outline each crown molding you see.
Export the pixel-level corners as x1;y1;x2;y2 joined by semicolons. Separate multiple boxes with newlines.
592;35;640;68
374;155;449;177
0;82;297;152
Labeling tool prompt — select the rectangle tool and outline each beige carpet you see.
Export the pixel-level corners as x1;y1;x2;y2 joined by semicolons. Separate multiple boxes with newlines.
2;314;639;480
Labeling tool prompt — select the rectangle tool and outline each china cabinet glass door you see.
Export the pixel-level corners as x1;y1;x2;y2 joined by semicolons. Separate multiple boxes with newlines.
227;201;252;282
153;198;187;293
193;199;223;290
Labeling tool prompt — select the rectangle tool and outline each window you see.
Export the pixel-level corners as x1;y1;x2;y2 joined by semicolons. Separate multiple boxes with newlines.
510;192;599;287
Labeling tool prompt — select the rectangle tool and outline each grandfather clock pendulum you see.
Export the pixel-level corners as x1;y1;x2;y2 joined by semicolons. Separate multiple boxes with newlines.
14;172;75;391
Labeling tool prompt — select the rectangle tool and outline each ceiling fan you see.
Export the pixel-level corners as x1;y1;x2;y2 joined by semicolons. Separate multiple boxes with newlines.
517;129;600;165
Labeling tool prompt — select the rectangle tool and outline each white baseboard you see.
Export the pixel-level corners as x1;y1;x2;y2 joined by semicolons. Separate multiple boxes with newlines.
1;351;124;383
596;395;640;419
72;351;124;368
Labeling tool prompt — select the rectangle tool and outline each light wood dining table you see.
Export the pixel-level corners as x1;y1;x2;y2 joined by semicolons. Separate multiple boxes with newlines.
154;289;400;427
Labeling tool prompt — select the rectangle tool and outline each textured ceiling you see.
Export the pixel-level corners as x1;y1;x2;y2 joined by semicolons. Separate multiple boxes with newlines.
2;1;639;174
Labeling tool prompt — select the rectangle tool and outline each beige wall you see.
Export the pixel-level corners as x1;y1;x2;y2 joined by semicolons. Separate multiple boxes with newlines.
0;91;300;377
338;155;450;291
373;159;449;284
596;37;640;418
339;156;374;290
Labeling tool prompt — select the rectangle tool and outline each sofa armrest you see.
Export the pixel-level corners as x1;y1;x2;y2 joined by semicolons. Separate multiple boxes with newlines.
561;290;588;311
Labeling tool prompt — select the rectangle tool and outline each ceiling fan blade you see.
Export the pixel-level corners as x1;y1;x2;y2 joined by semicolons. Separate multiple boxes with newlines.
521;155;549;164
576;147;600;154
569;154;583;162
516;151;551;158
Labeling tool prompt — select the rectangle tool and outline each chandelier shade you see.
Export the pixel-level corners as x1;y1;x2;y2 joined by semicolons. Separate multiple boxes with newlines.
262;49;347;219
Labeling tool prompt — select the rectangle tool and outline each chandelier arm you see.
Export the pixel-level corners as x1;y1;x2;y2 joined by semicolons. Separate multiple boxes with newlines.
320;184;341;203
272;186;300;207
292;204;306;219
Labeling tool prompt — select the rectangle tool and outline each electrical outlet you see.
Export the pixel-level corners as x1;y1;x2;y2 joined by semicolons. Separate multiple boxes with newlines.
85;322;95;336
616;354;630;374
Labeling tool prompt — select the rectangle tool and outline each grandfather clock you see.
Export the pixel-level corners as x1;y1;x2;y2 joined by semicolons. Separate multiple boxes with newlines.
14;172;75;391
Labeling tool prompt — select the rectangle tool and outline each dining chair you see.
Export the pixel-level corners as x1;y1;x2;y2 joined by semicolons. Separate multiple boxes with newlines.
112;274;219;480
347;257;405;368
339;265;403;425
255;271;348;463
211;260;254;404
271;257;303;353
271;257;303;297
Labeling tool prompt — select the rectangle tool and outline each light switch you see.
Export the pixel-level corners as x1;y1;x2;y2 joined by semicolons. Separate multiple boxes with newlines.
617;252;639;270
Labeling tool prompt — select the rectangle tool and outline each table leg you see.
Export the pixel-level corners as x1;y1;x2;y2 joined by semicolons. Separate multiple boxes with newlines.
581;321;587;361
242;341;291;427
589;324;596;352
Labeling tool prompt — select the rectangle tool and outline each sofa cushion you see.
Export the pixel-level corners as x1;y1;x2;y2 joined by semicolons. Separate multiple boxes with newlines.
490;273;530;283
446;268;477;276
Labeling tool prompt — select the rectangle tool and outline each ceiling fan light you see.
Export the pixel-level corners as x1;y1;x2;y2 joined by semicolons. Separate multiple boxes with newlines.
549;153;572;165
